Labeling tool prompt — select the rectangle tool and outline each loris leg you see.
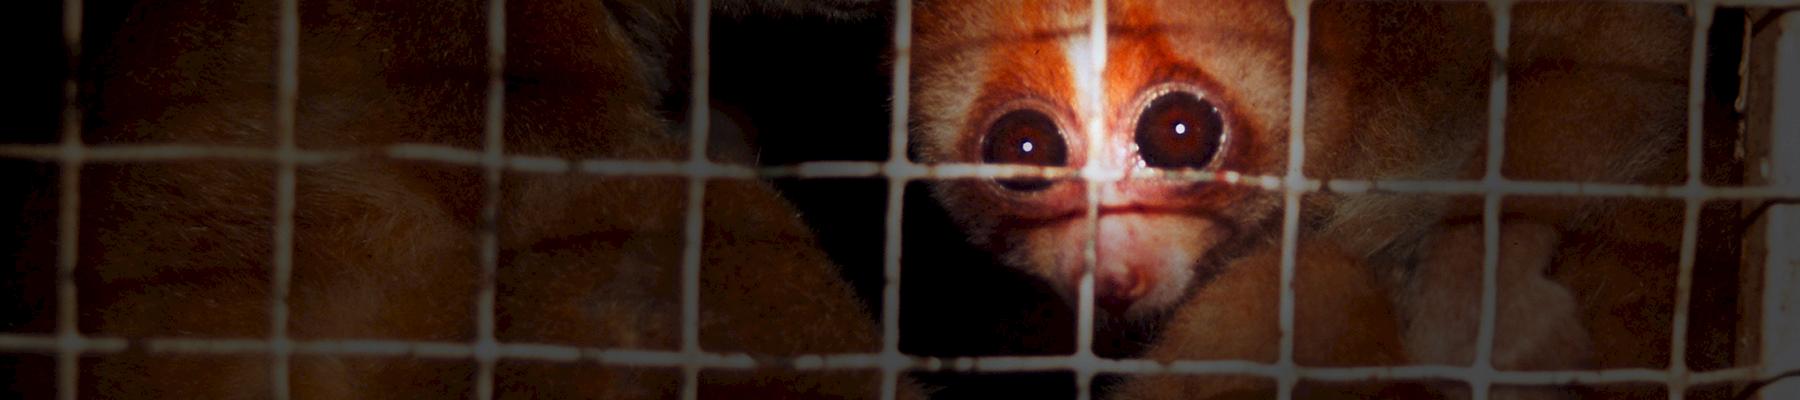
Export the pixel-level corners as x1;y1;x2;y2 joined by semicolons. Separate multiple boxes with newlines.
1400;222;1593;399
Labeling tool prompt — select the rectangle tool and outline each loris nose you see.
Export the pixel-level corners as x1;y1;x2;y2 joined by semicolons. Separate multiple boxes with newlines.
1096;268;1146;316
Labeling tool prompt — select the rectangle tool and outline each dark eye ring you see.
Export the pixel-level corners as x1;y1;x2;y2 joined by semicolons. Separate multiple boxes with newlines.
1132;88;1227;171
979;107;1069;192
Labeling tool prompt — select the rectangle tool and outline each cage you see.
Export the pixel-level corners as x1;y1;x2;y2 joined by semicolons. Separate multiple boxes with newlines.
1;0;1798;399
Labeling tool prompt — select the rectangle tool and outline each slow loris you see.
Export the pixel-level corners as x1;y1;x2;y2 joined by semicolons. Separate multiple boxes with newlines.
908;1;1694;398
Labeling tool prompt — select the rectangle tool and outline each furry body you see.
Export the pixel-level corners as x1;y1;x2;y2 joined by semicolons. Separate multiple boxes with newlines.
15;0;911;398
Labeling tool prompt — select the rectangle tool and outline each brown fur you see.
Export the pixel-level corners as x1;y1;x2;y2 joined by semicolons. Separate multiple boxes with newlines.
1108;240;1425;399
20;0;916;398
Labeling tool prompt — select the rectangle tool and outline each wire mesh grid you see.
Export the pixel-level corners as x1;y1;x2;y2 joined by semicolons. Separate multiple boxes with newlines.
4;0;1800;399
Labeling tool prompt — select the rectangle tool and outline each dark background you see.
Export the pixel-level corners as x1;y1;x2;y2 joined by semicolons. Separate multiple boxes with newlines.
701;10;1087;398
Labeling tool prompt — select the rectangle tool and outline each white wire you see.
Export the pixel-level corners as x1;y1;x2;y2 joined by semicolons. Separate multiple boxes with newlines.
1075;1;1109;400
679;1;712;399
54;0;85;399
1277;0;1314;398
473;0;508;398
267;0;300;395
880;1;914;399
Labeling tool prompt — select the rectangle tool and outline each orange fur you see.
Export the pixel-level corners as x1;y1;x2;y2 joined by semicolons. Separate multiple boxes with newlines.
1108;241;1426;399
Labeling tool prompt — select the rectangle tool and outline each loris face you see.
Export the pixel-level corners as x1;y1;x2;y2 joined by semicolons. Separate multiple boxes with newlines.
911;0;1295;318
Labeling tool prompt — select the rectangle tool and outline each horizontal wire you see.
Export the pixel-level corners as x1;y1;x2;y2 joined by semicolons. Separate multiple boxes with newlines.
0;333;1781;387
1;143;1795;200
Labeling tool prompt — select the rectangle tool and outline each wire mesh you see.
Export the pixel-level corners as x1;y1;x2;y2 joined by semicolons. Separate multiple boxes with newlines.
8;0;1800;399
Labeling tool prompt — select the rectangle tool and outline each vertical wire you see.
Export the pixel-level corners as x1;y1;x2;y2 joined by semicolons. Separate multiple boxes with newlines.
269;0;302;397
54;0;85;399
1669;2;1716;399
1278;0;1313;398
1076;1;1108;399
1473;2;1514;400
474;0;509;398
680;1;712;399
880;1;914;399
1759;11;1800;400
879;175;906;400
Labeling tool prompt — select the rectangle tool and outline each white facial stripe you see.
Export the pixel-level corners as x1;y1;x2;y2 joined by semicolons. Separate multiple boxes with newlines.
1064;33;1102;146
1064;27;1130;178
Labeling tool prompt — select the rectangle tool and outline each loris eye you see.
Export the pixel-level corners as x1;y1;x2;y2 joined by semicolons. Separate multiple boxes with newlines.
981;109;1068;192
1135;91;1225;170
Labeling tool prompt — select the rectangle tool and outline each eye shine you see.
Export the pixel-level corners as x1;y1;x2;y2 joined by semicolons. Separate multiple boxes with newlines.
981;108;1068;191
1134;91;1223;170
911;3;1702;399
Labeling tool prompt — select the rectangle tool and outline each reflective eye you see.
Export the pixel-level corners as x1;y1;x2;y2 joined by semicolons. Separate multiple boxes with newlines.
1134;91;1224;170
981;109;1068;191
